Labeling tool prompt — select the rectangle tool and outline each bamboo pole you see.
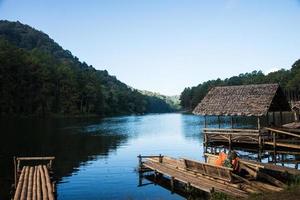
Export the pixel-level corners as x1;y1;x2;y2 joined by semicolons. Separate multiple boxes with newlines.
26;167;34;200
13;167;26;200
39;165;48;200
20;166;29;200
14;156;17;189
43;165;54;200
36;166;41;200
32;167;37;200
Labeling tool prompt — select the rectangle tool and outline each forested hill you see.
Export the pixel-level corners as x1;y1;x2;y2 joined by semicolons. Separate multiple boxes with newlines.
0;20;175;116
180;60;300;111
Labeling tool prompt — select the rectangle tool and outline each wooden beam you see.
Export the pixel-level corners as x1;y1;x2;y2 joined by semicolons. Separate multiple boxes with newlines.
17;157;55;161
13;167;25;200
265;127;300;139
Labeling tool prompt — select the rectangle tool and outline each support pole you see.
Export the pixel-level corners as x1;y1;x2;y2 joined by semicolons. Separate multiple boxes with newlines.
204;115;207;128
231;116;233;129
228;134;232;151
14;156;17;189
273;112;275;126
280;111;283;126
218;116;221;128
257;117;261;130
138;155;142;171
266;112;269;126
170;177;175;193
159;154;163;163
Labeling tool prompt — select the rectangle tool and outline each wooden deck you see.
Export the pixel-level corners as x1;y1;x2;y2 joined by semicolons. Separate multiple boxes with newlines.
138;154;300;198
13;157;55;200
203;127;300;150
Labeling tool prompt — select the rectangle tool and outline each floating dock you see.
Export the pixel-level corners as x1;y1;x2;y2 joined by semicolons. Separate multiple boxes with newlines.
138;154;300;198
13;157;56;200
203;127;300;150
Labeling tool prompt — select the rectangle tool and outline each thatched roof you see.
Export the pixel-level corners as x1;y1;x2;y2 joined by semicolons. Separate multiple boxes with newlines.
193;84;291;117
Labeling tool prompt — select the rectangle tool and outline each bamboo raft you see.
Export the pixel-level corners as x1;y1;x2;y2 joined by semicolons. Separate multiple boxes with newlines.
12;157;56;200
138;154;300;198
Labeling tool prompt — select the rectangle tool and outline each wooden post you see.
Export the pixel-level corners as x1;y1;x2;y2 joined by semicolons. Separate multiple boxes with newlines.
273;112;275;126
218;116;221;128
280;111;283;126
138;155;142;171
258;134;262;150
204;115;207;128
14;156;17;188
159;154;163;163
266;112;269;126
170;177;175;193
257;117;261;130
273;131;276;149
228;134;232;151
231;116;233;128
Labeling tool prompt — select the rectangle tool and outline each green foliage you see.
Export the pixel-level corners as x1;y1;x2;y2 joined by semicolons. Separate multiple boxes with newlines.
0;20;174;116
180;63;300;111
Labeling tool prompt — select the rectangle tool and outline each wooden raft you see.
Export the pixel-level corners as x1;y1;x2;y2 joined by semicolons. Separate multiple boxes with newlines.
138;155;249;198
138;154;299;198
13;157;55;200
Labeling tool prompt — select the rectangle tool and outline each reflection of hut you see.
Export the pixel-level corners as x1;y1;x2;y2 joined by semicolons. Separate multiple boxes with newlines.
292;101;300;122
193;84;291;148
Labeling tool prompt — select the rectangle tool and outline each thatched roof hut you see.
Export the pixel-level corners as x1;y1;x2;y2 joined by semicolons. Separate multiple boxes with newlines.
193;84;291;117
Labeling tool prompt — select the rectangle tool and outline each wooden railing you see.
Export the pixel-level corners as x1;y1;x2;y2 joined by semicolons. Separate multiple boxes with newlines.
264;127;300;149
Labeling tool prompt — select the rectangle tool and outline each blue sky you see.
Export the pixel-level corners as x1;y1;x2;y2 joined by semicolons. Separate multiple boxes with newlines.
1;0;300;95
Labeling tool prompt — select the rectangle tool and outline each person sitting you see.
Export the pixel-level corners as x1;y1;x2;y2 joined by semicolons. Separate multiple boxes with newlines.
214;151;239;172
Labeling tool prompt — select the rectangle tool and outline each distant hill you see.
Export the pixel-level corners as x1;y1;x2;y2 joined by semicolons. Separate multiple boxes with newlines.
180;61;300;111
0;20;176;116
139;90;181;111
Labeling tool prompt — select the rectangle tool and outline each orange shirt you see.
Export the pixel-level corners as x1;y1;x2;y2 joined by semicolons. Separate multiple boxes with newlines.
214;152;227;166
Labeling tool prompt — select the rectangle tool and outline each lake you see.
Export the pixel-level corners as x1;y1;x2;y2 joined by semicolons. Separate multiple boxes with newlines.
0;113;298;200
1;113;207;199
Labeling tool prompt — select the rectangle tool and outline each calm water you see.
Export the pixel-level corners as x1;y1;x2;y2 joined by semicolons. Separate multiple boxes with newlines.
1;113;299;200
0;113;207;200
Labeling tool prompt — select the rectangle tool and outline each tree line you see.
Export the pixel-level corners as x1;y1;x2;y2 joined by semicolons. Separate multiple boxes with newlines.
180;60;300;111
0;20;175;117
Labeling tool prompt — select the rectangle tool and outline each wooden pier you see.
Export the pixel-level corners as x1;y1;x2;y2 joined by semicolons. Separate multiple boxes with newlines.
203;127;300;150
13;157;56;200
137;154;299;198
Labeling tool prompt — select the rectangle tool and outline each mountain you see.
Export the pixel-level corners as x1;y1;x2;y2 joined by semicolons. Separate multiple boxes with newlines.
0;20;176;116
139;90;181;111
180;62;300;111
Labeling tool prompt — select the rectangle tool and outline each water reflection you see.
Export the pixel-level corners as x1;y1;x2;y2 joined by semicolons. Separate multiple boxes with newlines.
0;114;299;199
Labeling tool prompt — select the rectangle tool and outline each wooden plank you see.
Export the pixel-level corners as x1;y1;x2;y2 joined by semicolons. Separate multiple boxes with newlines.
38;165;48;200
20;166;29;200
43;165;55;200
143;161;248;198
264;141;300;149
17;157;55;161
203;128;259;133
26;167;34;200
265;127;300;139
204;131;259;136
32;167;37;200
36;167;41;200
14;167;26;200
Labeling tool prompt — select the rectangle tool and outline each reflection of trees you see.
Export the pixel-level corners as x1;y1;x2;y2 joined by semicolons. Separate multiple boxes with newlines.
0;118;128;199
